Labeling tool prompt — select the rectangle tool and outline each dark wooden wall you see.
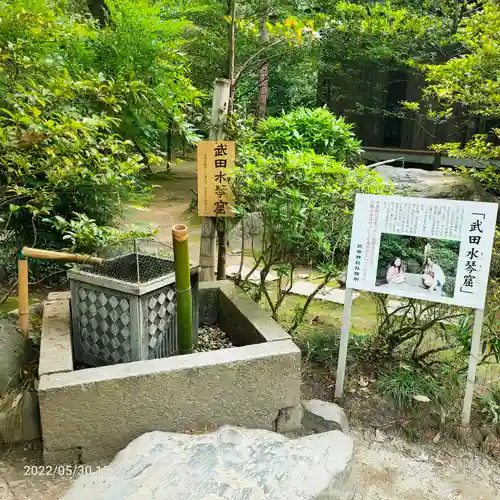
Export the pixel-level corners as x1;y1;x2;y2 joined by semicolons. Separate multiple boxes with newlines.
317;66;491;150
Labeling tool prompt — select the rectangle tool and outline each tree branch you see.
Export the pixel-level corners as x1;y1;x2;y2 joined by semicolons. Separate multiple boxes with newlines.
234;39;284;84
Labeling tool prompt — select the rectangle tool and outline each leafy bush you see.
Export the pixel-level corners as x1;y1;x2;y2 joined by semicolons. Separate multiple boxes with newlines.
251;108;362;163
478;385;500;425
0;1;156;275
296;327;370;371
80;0;202;154
232;150;390;328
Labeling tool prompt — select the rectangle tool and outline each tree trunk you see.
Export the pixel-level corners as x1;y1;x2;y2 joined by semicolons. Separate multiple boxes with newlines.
227;0;237;114
87;0;110;27
257;17;269;117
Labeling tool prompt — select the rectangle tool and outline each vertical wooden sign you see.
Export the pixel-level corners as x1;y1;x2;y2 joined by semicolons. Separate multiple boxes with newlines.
197;140;235;217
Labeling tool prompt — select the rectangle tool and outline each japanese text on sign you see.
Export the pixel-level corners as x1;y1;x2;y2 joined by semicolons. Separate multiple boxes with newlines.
196;141;235;217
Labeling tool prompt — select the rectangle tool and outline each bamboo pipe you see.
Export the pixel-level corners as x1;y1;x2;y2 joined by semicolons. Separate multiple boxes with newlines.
18;258;29;339
172;224;193;354
17;247;104;336
20;247;103;265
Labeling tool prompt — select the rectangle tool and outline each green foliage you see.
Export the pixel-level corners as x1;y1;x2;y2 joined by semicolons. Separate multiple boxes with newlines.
0;0;162;275
414;1;500;194
83;0;202;153
234;150;390;264
232;149;390;327
52;213;157;253
478;385;500;425
371;294;470;364
296;327;370;371
0;81;146;246
251;108;362;162
377;364;443;409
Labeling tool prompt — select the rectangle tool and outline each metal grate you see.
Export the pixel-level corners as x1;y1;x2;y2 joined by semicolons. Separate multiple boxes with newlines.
82;253;175;284
79;239;175;284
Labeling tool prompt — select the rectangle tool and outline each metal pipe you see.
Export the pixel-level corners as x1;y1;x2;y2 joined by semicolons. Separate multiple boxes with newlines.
172;224;193;354
367;157;405;170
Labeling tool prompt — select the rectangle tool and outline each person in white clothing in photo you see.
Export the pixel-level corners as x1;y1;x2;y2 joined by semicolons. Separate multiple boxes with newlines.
421;257;446;295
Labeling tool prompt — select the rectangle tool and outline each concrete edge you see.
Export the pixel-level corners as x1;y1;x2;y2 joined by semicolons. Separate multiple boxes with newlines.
39;298;73;377
216;280;291;343
39;339;301;392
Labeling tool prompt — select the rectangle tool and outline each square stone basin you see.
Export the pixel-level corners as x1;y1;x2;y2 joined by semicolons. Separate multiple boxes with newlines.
38;281;301;464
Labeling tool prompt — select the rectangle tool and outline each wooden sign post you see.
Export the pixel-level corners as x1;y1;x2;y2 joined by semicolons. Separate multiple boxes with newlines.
197;141;236;218
198;79;231;282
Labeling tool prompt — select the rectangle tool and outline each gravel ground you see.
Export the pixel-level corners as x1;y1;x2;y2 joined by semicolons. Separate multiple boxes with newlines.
353;425;500;500
193;325;233;352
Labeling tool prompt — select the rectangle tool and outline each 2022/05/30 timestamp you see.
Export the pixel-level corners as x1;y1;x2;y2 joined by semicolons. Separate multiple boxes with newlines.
24;465;126;477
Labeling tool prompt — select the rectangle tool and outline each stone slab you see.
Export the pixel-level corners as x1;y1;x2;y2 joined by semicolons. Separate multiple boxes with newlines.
289;281;360;304
226;265;279;283
47;291;71;301
62;426;355;500
302;400;350;435
39;299;73;377
0;319;25;395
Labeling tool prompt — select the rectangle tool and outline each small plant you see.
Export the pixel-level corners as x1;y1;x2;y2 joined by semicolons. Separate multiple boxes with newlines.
232;150;391;330
478;386;500;425
51;213;158;253
377;364;442;409
296;327;370;371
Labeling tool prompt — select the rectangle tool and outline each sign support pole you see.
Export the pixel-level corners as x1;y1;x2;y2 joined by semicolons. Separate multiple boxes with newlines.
335;288;354;401
199;78;230;282
461;308;484;427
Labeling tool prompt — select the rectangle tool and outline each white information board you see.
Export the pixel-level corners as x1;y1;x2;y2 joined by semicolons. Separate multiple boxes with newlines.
346;195;498;309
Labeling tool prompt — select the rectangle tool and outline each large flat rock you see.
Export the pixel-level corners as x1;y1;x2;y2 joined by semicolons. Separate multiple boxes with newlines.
63;425;355;500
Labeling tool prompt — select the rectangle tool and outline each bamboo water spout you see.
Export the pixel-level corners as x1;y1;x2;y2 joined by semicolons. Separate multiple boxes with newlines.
172;224;193;354
17;247;104;338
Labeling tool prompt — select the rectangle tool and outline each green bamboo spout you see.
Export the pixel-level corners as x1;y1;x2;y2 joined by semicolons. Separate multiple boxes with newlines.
172;224;193;354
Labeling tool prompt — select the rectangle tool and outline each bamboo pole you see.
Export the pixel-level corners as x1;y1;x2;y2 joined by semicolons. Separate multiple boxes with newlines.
21;247;103;265
18;258;29;339
172;224;193;354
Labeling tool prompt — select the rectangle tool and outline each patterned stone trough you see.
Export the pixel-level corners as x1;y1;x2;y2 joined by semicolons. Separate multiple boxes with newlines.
68;250;199;366
38;281;301;464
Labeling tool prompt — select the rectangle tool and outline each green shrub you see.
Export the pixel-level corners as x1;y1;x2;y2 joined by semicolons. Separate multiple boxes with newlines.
81;0;201;154
251;107;362;163
233;150;390;266
377;364;443;409
296;327;370;371
478;385;500;425
232;149;391;328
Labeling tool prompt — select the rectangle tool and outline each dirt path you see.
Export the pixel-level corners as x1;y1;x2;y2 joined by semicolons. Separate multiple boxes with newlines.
124;161;241;267
353;426;499;499
1;428;499;499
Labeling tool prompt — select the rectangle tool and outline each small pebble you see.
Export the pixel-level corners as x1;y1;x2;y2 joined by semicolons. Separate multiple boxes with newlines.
193;325;233;352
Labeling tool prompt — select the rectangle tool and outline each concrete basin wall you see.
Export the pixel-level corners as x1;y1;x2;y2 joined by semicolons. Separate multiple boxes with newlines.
39;282;301;463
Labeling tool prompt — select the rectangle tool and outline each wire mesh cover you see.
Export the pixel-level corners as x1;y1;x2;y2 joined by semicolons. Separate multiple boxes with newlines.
79;238;175;284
